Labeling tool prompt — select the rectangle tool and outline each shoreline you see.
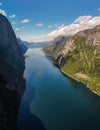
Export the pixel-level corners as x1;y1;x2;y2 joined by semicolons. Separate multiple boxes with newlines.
61;68;100;96
44;53;100;97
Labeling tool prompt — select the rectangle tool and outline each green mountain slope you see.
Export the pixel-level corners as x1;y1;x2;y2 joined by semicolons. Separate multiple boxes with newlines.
44;25;100;95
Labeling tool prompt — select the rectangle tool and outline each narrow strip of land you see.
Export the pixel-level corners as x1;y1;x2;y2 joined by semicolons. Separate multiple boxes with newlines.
75;73;91;81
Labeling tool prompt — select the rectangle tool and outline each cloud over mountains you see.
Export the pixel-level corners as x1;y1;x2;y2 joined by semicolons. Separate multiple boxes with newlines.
32;15;100;42
0;9;7;16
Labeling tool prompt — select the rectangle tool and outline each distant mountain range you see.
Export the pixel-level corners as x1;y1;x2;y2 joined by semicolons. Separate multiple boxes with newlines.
17;38;28;53
17;37;50;51
44;25;100;96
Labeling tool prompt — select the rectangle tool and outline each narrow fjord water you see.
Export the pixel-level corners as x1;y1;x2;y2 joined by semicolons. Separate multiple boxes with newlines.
18;48;100;130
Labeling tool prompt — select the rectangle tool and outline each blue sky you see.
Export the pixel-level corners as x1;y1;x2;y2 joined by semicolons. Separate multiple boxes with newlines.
0;0;100;41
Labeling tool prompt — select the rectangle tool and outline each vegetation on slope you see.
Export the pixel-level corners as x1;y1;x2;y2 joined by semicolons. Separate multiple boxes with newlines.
45;25;100;95
62;36;100;95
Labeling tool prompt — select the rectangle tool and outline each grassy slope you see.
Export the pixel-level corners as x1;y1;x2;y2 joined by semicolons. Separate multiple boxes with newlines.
61;36;100;95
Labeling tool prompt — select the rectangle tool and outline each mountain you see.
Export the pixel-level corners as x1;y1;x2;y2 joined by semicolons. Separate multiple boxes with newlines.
17;38;34;48
17;38;28;53
31;41;50;48
0;14;25;130
44;25;100;95
17;38;50;49
43;35;67;58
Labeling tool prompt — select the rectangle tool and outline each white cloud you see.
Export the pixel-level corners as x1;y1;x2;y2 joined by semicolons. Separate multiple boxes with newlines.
36;22;43;27
57;24;65;29
74;15;92;23
98;8;100;11
9;14;16;18
0;9;7;16
31;15;100;42
15;28;20;31
48;25;52;28
0;2;2;5
22;19;29;23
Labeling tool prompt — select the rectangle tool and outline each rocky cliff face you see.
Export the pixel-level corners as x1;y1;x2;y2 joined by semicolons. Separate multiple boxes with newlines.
44;25;100;95
0;14;25;129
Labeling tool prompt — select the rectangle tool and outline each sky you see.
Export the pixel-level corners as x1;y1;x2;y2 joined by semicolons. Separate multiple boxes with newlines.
0;0;100;41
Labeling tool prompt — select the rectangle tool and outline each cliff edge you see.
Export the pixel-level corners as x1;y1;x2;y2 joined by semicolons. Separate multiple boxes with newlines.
0;14;25;130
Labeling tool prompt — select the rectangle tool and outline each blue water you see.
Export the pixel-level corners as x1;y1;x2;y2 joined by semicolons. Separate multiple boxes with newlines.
18;48;100;130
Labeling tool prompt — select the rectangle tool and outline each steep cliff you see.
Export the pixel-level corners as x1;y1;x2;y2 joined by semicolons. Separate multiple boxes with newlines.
44;36;67;58
0;14;25;129
44;25;100;95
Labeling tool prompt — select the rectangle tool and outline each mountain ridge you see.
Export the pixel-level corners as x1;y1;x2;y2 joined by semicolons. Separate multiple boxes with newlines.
44;25;100;95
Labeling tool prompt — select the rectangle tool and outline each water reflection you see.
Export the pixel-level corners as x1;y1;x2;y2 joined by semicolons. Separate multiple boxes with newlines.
18;57;46;130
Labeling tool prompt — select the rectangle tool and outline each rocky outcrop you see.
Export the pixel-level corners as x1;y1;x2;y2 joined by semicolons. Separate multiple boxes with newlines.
44;25;100;95
0;14;25;129
43;36;67;58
